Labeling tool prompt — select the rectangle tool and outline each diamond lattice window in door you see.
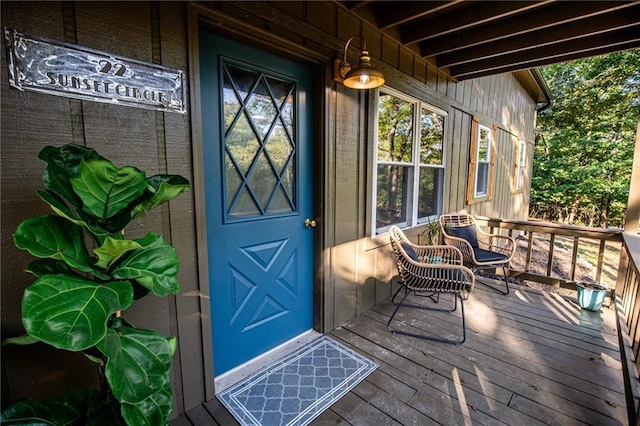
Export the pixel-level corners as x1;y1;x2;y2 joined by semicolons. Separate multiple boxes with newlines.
222;61;297;220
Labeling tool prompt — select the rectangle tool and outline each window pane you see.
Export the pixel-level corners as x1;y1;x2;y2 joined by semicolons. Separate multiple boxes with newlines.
475;163;489;196
518;142;526;166
478;126;491;161
418;167;442;218
420;109;444;165
516;166;525;190
377;94;414;163
376;164;410;230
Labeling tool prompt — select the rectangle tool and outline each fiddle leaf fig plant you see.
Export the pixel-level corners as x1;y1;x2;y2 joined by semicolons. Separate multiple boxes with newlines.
1;144;190;426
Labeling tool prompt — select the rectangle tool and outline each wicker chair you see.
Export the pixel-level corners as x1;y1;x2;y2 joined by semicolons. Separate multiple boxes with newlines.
439;213;515;295
388;225;475;344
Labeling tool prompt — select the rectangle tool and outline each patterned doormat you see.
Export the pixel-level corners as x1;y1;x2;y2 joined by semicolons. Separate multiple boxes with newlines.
217;335;378;426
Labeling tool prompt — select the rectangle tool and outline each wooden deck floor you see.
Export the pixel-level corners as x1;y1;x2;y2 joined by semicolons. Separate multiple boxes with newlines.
172;281;628;425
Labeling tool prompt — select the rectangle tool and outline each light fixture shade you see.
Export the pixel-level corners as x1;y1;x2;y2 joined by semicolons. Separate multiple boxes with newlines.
342;50;385;89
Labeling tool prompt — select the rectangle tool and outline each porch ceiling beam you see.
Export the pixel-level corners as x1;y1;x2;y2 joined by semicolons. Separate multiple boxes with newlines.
400;1;553;45
451;37;640;80
437;7;640;68
419;1;637;58
376;1;464;30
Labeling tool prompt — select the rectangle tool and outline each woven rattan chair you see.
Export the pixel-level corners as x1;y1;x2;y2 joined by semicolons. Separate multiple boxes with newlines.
439;213;515;295
388;225;475;344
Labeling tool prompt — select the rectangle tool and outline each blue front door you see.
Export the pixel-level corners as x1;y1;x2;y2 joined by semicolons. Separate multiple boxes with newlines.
199;30;315;376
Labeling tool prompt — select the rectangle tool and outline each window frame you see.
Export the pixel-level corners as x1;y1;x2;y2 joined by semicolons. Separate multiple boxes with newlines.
371;87;448;237
466;116;496;204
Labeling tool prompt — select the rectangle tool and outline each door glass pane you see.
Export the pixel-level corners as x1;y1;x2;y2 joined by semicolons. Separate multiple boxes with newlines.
376;164;410;230
227;112;260;175
377;94;414;163
246;79;277;141
223;61;297;220
265;119;293;174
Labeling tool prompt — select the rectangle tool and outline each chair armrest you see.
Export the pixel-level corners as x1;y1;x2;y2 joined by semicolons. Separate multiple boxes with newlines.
477;233;515;260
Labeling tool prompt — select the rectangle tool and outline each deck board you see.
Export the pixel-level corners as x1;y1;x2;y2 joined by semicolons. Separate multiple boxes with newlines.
171;282;629;425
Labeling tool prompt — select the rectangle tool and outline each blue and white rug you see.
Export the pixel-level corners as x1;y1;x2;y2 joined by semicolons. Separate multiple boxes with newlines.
217;335;378;426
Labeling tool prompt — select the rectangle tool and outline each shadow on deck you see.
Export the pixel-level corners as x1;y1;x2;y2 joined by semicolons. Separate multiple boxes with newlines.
172;280;627;425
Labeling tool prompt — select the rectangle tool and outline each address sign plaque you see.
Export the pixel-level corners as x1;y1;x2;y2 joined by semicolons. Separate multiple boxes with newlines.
4;28;187;113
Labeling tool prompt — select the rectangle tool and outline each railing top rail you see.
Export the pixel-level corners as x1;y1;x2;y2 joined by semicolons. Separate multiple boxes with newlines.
475;216;624;242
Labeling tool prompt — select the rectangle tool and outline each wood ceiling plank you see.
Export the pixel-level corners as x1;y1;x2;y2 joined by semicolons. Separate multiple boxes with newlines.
437;7;640;67
451;32;640;80
420;1;637;57
401;1;553;44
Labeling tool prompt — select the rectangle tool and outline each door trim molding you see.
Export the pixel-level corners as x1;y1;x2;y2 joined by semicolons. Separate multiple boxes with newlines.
187;3;327;400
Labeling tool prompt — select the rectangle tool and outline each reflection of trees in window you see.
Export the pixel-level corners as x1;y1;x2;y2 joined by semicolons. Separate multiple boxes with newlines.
420;110;443;165
374;90;446;234
377;95;413;226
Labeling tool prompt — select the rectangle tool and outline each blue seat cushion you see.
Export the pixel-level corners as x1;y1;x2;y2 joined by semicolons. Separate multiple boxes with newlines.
401;242;420;262
473;247;508;263
446;225;479;248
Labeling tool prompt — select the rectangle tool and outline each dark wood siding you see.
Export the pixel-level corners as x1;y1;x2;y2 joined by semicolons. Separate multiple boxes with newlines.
1;0;204;415
1;1;540;417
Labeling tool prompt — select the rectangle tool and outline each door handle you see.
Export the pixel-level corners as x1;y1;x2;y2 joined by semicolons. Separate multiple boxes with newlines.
304;218;317;228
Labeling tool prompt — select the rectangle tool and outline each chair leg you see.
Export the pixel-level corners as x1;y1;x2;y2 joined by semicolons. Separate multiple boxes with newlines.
387;290;466;344
475;266;510;295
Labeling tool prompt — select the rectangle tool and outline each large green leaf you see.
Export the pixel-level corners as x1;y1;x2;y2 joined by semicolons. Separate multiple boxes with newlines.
111;233;179;296
22;275;133;351
39;144;106;208
14;215;94;273
120;384;173;426
70;160;148;221
0;388;103;425
37;189;111;240
132;175;190;218
2;334;40;347
97;319;174;404
25;258;72;277
85;397;126;426
94;236;142;270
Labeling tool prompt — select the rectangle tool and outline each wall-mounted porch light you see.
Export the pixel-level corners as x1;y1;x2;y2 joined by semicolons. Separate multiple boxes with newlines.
334;35;385;90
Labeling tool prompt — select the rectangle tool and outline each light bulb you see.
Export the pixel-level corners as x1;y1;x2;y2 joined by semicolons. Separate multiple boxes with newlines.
359;74;370;85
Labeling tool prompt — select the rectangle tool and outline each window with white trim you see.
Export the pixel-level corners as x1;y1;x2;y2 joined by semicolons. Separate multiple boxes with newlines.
475;124;492;197
466;116;495;204
514;139;526;191
373;88;446;235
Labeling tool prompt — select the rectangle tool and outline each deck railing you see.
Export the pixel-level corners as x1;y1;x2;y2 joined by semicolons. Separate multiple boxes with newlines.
470;217;640;424
615;233;640;424
479;217;623;289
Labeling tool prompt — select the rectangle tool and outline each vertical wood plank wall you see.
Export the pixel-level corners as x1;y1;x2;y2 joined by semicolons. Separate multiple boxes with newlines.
1;0;539;416
0;1;204;415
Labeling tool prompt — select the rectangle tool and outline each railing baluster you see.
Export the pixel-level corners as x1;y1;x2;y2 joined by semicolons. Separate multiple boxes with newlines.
571;236;579;281
596;239;606;284
547;234;556;278
526;232;533;272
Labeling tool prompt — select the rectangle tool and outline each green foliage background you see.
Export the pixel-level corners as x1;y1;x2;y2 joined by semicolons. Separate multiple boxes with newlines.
531;50;640;227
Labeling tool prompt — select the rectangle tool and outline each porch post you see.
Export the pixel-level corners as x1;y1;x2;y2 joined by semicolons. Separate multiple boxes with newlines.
625;108;640;233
